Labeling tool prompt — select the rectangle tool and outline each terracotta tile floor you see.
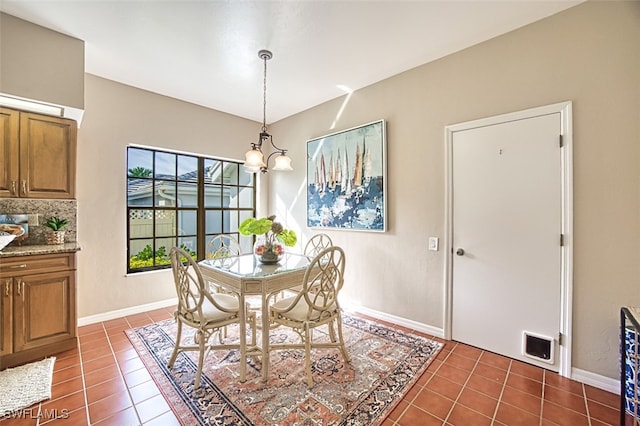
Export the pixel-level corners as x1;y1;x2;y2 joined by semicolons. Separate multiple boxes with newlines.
1;306;623;425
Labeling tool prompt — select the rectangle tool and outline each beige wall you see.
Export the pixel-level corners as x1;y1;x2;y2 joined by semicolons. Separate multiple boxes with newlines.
269;1;640;379
75;74;259;318
0;12;84;111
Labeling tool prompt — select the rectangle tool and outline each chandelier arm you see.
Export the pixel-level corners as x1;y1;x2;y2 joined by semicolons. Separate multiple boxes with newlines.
265;135;287;154
260;151;287;174
265;150;285;165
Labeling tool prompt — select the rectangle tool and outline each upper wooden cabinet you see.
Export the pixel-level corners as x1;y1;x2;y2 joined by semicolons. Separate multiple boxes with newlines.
0;107;77;199
0;108;19;198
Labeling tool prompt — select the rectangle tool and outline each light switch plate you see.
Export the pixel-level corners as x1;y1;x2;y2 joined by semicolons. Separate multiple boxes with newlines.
28;214;39;226
428;236;439;251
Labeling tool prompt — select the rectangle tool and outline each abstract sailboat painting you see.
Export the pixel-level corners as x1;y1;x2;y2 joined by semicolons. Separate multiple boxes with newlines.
306;120;386;231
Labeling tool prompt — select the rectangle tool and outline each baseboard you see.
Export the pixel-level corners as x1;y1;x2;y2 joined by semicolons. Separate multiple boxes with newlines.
343;303;445;339
77;298;177;326
571;367;620;395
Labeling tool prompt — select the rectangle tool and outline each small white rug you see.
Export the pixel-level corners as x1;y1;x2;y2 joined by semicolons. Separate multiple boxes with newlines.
0;357;56;415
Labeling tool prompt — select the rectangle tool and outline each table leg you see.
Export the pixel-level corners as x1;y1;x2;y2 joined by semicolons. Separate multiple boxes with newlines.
261;291;269;382
238;293;247;382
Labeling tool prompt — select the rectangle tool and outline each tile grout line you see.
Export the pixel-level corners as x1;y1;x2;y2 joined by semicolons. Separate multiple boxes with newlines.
543;373;599;424
44;330;93;426
122;313;174;425
112;317;145;425
80;331;94;426
539;368;546;426
37;350;89;425
88;318;142;425
582;382;592;426
489;357;511;425
375;336;447;423
442;344;483;424
79;325;98;426
424;342;455;422
35;402;42;425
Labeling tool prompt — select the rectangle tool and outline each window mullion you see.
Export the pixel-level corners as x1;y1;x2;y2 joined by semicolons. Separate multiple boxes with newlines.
197;157;205;260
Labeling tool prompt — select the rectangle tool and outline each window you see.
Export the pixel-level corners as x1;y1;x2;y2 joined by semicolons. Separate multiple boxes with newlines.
126;146;255;273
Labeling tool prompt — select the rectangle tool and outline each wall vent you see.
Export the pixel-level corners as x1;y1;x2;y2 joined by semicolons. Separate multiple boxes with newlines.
522;331;555;364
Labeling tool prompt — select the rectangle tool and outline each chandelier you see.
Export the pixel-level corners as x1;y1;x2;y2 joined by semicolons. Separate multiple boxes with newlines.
244;49;293;174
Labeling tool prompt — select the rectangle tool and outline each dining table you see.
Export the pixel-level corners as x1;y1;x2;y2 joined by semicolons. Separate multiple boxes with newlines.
198;252;312;382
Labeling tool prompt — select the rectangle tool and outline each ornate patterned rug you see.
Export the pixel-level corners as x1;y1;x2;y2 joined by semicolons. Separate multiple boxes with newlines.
126;313;442;425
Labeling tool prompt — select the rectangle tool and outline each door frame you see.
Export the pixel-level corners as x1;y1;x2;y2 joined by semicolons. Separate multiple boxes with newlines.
443;101;573;377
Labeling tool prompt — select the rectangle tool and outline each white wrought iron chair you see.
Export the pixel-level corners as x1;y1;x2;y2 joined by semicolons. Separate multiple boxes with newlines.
303;233;333;258
168;247;255;388
285;233;334;296
205;234;242;293
267;246;349;386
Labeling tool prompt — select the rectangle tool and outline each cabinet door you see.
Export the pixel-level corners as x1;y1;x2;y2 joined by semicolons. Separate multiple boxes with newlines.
0;278;13;356
19;113;77;199
0;108;20;197
13;271;76;352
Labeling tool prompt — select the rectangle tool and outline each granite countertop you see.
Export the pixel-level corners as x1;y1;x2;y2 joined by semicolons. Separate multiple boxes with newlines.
0;242;81;258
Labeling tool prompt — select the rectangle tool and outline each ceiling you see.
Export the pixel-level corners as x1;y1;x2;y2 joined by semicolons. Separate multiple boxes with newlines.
0;1;582;123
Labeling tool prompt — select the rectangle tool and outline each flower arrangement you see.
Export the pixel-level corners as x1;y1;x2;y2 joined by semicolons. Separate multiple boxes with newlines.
239;215;297;263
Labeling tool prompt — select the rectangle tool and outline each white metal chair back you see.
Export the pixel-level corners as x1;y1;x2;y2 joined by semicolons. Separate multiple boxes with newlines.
171;247;208;324
302;245;345;318
303;233;333;258
206;234;241;260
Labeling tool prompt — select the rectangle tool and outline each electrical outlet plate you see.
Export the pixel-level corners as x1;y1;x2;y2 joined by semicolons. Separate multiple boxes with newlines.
28;214;39;226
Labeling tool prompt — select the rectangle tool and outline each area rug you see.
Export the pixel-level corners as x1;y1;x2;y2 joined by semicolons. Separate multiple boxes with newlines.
126;314;442;425
0;357;56;416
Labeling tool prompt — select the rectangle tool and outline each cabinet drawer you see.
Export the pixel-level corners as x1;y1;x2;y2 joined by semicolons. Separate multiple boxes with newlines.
0;253;75;277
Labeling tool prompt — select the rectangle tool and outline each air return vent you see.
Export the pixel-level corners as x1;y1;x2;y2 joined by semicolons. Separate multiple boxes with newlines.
522;331;555;364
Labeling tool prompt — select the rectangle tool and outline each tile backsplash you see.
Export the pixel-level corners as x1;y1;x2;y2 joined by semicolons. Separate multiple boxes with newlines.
0;199;77;245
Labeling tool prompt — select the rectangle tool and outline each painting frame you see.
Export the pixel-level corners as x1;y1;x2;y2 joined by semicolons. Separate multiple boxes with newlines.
306;119;387;232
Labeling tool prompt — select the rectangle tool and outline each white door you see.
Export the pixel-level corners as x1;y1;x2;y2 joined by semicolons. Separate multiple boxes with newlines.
448;105;571;372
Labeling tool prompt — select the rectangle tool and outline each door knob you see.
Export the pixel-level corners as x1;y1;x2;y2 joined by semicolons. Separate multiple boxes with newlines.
456;248;465;256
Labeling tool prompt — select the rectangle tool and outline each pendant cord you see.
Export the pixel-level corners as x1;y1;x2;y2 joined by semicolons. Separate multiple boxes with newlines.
262;54;268;133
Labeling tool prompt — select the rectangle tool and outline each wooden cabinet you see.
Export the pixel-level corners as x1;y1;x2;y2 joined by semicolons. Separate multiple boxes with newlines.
0;108;19;198
0;277;12;357
0;253;77;369
0;107;77;199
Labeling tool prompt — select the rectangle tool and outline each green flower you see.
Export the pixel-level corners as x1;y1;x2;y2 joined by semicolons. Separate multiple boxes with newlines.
239;215;297;247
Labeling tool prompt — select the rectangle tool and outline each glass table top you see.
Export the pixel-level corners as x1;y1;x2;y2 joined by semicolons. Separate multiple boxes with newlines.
199;253;310;278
